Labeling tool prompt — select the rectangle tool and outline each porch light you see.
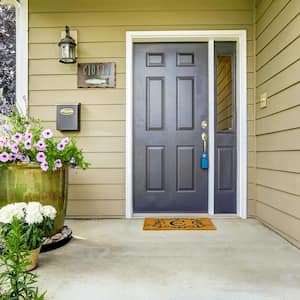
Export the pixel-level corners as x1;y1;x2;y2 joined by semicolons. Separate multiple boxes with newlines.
58;26;77;64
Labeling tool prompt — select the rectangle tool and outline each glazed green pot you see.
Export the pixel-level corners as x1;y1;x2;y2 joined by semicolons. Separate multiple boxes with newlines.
0;167;7;208
0;163;68;233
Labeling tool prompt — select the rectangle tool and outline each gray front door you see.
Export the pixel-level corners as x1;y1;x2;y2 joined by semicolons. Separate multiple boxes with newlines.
133;43;208;213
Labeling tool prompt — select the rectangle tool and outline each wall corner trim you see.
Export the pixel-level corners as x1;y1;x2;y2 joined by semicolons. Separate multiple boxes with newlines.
16;0;28;116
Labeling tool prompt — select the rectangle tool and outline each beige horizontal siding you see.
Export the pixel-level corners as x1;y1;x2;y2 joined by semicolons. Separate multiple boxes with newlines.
77;153;125;169
69;169;125;185
255;0;300;248
256;0;290;38
29;0;255;217
29;0;253;12
256;105;300;135
257;151;300;173
257;128;300;151
256;83;300;118
43;121;125;137
256;59;300;98
68;185;125;200
29;89;125;105
30;105;125;121
29;74;125;89
257;185;300;218
256;202;300;248
29;11;253;28
248;199;256;217
256;0;299;54
256;36;300;86
29;25;254;44
256;15;300;70
29;58;125;75
67;200;125;217
255;0;272;21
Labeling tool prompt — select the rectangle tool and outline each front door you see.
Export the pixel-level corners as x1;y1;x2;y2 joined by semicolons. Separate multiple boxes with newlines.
133;43;208;213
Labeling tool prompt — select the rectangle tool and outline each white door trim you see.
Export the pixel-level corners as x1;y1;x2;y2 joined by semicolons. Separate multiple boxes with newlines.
15;0;28;115
125;30;247;219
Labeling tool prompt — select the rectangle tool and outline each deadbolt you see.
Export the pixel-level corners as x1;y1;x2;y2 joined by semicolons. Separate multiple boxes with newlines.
201;120;208;129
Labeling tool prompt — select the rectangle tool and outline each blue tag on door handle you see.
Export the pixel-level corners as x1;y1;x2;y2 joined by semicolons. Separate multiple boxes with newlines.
201;152;208;169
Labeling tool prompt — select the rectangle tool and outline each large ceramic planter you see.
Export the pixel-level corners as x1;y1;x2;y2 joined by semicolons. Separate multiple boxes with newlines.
0;167;7;208
0;163;68;233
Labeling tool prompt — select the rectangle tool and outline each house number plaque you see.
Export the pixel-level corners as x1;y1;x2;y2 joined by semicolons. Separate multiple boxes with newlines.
78;63;116;88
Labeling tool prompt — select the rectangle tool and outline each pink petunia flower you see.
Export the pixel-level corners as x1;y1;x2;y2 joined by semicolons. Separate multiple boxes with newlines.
62;137;70;145
55;159;63;168
20;155;30;163
0;152;9;162
57;143;65;151
24;140;32;150
10;143;19;154
12;133;23;143
36;152;46;162
40;162;49;171
36;140;46;151
9;154;17;161
42;129;53;139
0;137;9;147
25;133;33;140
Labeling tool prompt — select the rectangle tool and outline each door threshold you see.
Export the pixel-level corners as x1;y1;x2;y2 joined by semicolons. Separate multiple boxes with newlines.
133;213;240;219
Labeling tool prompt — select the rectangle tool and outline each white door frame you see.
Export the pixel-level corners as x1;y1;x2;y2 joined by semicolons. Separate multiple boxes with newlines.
125;30;247;219
16;0;28;115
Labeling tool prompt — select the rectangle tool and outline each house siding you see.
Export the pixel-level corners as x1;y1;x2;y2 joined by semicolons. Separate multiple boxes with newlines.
28;0;255;217
255;0;300;247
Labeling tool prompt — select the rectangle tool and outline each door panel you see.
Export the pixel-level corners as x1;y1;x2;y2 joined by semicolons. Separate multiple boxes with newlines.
176;77;195;130
146;77;164;130
214;42;237;213
146;146;165;191
133;43;208;213
177;146;195;191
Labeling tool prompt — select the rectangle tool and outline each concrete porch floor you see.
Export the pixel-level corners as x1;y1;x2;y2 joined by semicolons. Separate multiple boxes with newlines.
37;219;300;300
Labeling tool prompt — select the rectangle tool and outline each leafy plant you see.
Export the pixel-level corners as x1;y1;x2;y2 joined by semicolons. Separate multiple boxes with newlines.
0;217;46;299
0;112;90;171
0;202;57;250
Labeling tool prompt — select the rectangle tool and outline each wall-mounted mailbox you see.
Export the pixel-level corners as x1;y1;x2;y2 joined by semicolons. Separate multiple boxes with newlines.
56;103;80;131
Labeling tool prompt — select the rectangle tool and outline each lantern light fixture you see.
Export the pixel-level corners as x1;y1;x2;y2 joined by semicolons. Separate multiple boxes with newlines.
58;25;77;64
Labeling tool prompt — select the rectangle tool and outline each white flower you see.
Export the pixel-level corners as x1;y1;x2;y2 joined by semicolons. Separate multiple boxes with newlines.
41;205;57;220
0;203;26;224
12;202;27;219
14;202;27;211
0;279;10;295
25;202;43;224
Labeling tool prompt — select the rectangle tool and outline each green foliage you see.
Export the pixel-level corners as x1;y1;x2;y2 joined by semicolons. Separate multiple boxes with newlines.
0;111;90;171
23;217;53;251
0;218;46;299
0;203;56;251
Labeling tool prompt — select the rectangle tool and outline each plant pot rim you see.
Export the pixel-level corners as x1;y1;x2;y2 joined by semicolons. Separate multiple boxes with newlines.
6;162;66;171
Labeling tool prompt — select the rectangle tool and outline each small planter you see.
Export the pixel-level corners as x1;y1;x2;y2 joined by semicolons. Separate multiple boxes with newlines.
1;163;68;233
26;246;41;271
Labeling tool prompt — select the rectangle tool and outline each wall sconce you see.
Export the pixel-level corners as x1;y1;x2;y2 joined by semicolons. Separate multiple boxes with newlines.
58;26;77;64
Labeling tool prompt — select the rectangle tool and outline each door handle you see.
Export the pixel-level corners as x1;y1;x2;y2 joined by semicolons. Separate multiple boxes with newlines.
201;132;208;169
201;132;208;153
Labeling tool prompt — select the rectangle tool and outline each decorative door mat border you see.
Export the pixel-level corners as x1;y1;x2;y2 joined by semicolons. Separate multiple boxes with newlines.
143;217;216;230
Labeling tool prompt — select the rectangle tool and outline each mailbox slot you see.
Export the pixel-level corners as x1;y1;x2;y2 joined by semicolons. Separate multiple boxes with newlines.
56;103;80;131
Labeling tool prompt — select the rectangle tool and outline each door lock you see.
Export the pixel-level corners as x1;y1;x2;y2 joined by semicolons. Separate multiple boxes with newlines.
201;132;208;169
201;120;208;129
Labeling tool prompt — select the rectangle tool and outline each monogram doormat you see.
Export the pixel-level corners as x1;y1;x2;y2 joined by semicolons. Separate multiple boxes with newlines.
143;218;216;230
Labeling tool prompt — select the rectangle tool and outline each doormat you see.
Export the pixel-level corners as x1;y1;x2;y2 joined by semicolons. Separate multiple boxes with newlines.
143;218;216;230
